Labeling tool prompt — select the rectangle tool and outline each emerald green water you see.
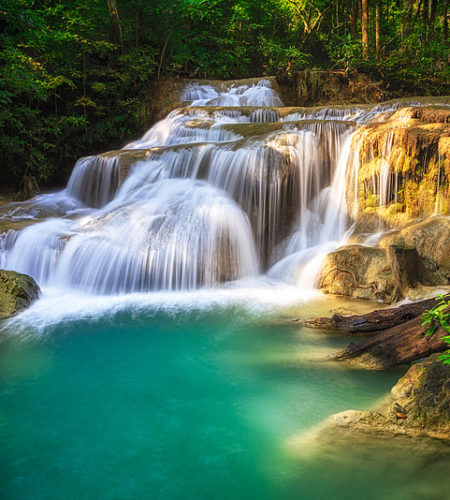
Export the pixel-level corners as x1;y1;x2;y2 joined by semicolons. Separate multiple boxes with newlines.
1;301;449;500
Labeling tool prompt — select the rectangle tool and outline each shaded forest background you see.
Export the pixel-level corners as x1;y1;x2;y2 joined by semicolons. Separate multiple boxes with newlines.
0;0;449;187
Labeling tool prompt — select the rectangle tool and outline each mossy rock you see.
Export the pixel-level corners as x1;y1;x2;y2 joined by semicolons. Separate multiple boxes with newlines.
351;105;450;222
307;354;450;443
390;354;450;432
0;270;40;318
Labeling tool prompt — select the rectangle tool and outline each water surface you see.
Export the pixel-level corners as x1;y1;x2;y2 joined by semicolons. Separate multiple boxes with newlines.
1;298;448;500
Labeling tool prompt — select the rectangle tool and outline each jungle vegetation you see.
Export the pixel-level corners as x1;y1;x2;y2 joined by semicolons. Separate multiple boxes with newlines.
0;0;448;186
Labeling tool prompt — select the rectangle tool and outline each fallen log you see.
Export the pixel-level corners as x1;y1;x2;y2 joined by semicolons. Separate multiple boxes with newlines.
298;297;437;334
330;315;448;370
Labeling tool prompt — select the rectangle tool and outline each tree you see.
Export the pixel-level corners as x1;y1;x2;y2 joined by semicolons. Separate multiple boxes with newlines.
106;0;124;54
361;0;369;58
375;0;381;59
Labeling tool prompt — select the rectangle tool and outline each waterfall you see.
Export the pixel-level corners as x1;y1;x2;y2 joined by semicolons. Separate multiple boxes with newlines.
0;80;446;294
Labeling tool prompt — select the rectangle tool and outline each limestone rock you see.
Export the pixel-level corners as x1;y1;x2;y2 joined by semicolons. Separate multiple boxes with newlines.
400;216;450;280
379;215;450;281
320;215;450;301
351;105;450;224
0;269;40;318
318;244;394;301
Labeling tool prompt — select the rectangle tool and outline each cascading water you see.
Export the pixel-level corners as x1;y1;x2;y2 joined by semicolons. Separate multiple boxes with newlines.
0;79;446;294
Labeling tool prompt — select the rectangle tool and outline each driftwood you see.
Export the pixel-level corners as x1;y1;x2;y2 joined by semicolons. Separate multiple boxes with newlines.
299;297;437;334
331;315;448;370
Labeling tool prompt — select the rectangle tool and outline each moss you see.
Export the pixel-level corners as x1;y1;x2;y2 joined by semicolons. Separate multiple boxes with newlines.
221;119;354;139
352;105;450;225
0;270;40;318
394;355;450;430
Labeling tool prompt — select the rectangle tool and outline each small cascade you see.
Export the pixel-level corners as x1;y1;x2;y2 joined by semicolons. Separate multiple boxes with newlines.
0;79;447;295
67;155;121;208
249;108;280;123
182;79;283;107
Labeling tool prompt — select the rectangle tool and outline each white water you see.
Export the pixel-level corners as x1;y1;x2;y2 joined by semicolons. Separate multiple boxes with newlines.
0;80;446;298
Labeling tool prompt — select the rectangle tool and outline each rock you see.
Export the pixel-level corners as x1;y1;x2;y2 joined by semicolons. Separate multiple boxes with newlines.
350;106;450;224
318;216;450;302
388;245;428;300
317;244;394;301
294;355;450;446
378;215;450;282
389;353;450;431
0;270;40;318
282;70;385;106
399;216;450;280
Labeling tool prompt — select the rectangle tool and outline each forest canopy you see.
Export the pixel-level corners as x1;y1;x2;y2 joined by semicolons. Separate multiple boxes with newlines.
0;0;449;187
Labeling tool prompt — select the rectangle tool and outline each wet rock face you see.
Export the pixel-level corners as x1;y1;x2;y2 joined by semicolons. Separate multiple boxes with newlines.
0;269;40;318
397;216;450;280
351;105;450;225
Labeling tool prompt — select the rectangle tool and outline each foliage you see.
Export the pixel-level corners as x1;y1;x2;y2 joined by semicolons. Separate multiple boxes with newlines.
422;294;450;365
0;0;448;187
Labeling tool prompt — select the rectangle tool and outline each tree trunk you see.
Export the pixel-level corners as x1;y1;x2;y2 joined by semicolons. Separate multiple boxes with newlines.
350;0;359;39
429;0;438;26
331;315;448;369
361;0;369;58
401;0;415;40
157;28;173;78
298;297;438;334
135;0;140;48
444;0;448;43
106;0;124;54
376;0;381;59
423;0;429;38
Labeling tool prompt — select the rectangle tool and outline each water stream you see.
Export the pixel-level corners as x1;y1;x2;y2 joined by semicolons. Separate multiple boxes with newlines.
1;79;446;292
0;80;449;499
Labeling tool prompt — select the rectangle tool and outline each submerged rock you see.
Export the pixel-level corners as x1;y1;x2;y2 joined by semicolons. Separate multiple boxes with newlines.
0;269;40;318
288;355;450;454
328;355;450;440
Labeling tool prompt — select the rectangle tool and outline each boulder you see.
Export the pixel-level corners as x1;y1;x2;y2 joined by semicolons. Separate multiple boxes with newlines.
379;215;450;281
317;244;394;301
0;269;40;318
319;215;450;301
